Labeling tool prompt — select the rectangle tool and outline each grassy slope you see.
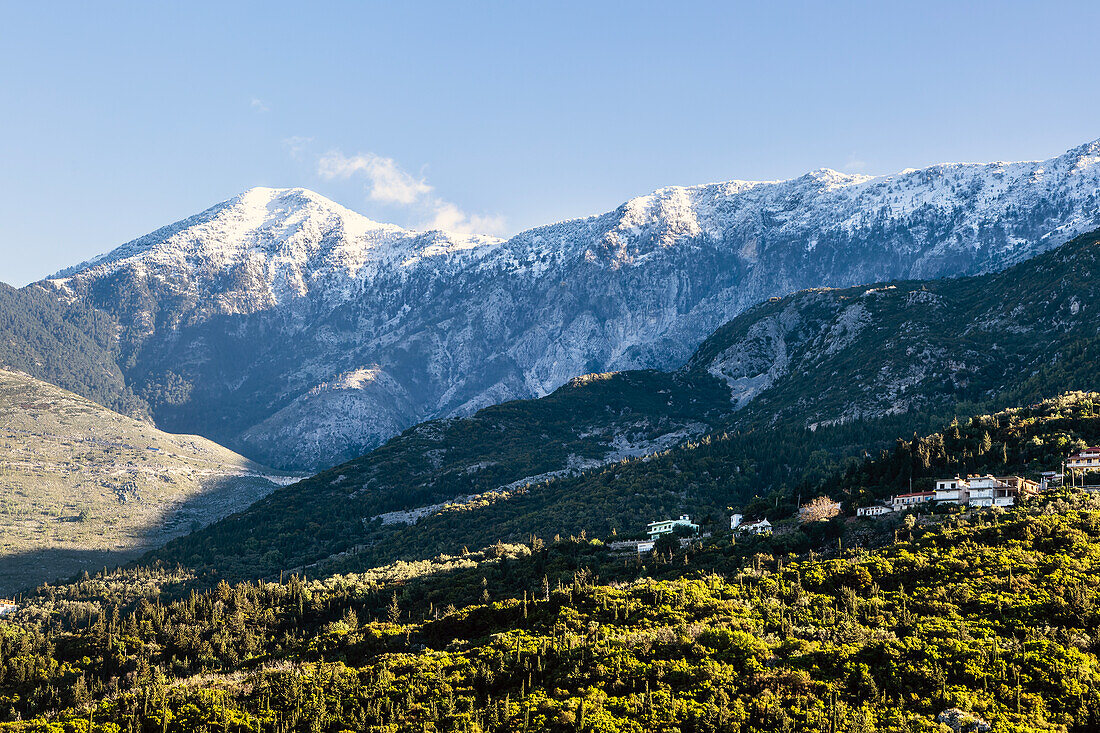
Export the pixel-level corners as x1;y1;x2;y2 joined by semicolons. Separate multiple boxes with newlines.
0;369;295;594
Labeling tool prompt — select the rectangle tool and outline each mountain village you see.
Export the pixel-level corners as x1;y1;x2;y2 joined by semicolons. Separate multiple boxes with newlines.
620;447;1100;552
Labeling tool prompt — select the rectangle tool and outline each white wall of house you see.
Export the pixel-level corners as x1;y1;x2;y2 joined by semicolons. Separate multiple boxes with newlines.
647;515;698;538
738;519;772;535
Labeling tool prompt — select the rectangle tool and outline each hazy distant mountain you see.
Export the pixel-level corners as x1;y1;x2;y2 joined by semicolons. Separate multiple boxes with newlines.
46;140;1100;469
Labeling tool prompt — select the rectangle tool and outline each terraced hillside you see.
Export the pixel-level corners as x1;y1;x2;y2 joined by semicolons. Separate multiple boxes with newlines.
0;370;295;594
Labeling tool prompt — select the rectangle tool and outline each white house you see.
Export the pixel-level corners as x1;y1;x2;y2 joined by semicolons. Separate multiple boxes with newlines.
730;513;743;530
932;475;1037;508
891;491;935;511
856;504;892;517
0;601;16;617
934;478;964;504
647;514;699;539
737;518;772;535
1068;447;1100;471
965;475;1009;507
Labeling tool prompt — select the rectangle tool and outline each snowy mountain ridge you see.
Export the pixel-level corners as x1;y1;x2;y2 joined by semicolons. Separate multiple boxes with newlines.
53;140;1100;309
52;187;504;314
44;138;1100;469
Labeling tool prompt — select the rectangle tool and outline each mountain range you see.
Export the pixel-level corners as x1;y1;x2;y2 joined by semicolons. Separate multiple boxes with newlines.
148;227;1100;581
41;139;1100;469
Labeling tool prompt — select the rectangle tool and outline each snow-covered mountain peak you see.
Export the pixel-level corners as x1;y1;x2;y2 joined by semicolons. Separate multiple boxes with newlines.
49;186;501;309
224;186;407;239
796;167;872;188
43;138;1100;468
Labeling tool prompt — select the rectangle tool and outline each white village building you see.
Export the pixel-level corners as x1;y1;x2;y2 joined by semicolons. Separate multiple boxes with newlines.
933;475;1037;508
647;514;698;539
856;504;892;517
1067;447;1100;471
891;491;935;511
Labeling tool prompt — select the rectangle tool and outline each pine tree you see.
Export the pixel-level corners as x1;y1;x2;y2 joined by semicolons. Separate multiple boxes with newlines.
387;592;400;624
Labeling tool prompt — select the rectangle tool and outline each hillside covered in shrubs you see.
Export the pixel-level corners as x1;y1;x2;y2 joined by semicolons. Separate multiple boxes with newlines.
4;489;1100;731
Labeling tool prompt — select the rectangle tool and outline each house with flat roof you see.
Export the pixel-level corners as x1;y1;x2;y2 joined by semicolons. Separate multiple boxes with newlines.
934;478;965;504
647;515;698;539
932;475;1037;508
891;491;935;511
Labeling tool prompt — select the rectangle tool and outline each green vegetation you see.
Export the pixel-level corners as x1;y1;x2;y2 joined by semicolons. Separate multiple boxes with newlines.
5;488;1100;731
0;282;144;416
7;392;1100;730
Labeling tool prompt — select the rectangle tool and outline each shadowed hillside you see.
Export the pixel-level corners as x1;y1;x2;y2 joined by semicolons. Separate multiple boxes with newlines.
0;369;296;594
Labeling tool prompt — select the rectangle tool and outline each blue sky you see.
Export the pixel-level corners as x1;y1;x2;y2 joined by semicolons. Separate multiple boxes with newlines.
2;1;1098;286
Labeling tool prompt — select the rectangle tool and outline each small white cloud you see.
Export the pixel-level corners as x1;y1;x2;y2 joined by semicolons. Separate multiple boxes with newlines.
317;151;433;205
250;97;270;113
282;136;314;159
428;202;507;237
317;149;505;236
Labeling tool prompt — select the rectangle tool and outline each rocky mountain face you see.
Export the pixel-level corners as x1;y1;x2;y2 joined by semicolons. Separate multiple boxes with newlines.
149;228;1100;581
685;227;1100;430
46;140;1100;469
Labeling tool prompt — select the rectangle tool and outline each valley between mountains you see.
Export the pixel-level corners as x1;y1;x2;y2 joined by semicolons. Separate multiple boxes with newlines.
0;370;294;595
